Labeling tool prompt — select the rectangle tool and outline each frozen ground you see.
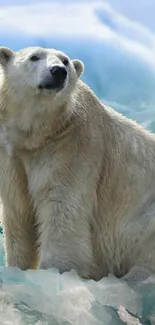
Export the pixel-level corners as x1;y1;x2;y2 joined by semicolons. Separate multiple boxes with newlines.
0;229;155;325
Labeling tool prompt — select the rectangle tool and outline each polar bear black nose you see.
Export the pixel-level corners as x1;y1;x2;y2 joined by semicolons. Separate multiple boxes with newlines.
50;66;67;81
39;65;67;91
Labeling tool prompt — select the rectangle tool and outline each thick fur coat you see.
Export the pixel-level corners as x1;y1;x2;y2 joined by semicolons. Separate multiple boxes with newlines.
0;46;155;280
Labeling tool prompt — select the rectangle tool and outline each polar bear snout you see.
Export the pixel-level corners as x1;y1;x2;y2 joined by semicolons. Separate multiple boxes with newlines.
50;66;67;80
38;65;67;91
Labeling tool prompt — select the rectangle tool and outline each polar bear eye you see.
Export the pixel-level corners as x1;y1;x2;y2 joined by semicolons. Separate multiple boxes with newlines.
30;55;40;62
62;58;69;66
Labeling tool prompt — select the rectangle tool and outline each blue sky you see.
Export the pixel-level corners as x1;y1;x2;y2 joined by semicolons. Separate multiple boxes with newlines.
0;0;155;129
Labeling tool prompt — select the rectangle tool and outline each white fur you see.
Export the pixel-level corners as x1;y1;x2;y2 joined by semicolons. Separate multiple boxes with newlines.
0;125;13;156
0;46;155;280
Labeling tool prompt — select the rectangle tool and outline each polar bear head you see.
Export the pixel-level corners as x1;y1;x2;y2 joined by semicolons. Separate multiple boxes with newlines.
0;46;84;109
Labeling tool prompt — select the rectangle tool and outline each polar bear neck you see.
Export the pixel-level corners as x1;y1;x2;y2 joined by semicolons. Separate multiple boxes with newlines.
0;83;76;152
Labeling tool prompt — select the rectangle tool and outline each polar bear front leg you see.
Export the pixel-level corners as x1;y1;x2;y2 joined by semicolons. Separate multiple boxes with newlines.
0;153;38;270
3;207;38;270
37;201;95;279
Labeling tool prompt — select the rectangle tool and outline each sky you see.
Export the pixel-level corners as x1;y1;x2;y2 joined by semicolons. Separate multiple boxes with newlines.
0;0;155;129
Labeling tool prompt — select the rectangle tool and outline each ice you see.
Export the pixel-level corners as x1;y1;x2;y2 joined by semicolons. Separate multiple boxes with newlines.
0;232;155;325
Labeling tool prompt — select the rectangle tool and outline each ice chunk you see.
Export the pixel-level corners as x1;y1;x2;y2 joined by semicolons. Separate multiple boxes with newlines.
0;232;155;325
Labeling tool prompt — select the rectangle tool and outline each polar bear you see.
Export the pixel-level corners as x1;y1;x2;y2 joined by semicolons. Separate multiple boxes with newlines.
0;46;155;280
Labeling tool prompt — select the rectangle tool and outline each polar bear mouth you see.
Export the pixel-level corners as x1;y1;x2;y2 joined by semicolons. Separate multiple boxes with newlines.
38;82;65;92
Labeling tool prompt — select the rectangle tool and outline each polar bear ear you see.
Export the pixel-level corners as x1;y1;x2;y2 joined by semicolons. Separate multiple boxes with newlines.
0;47;14;67
72;59;84;78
